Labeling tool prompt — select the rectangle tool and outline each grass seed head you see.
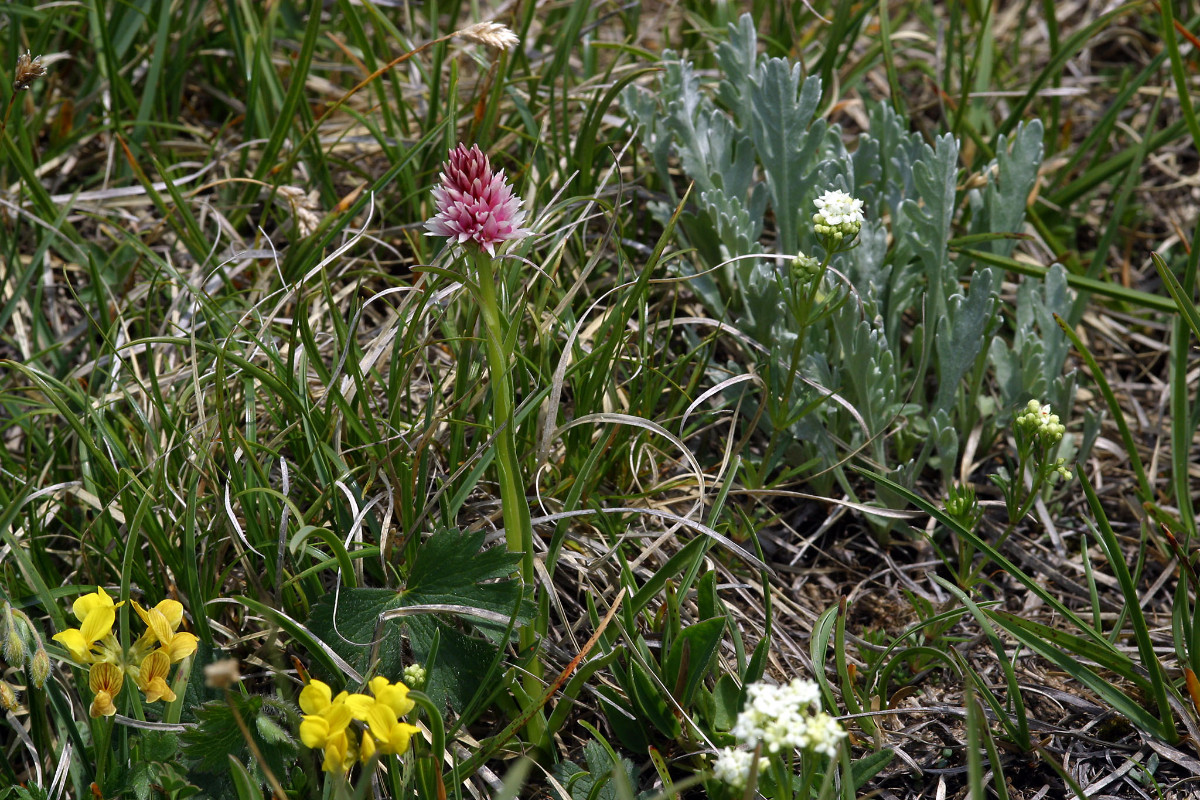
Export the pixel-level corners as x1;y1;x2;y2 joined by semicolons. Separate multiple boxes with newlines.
456;22;520;51
13;51;47;91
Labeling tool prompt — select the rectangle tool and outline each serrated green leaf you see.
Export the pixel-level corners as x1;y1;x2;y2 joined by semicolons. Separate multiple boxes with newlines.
138;729;180;763
401;528;526;612
127;762;154;800
307;528;529;711
181;695;296;783
182;699;251;773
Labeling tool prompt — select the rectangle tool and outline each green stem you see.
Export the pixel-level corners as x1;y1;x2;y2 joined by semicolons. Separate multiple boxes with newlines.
471;250;534;589
467;250;549;756
94;714;113;792
761;251;834;473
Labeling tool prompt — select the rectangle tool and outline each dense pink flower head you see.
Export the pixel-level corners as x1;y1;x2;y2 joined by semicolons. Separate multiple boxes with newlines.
425;144;529;256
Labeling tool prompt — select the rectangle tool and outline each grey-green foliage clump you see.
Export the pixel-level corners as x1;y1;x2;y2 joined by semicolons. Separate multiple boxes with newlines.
624;14;1080;511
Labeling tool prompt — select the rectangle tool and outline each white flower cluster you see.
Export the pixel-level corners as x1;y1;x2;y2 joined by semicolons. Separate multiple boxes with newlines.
812;190;864;240
712;747;769;789
1016;399;1065;444
794;711;847;758
731;678;845;755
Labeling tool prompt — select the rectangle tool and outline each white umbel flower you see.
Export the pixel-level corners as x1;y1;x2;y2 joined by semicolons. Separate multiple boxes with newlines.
812;190;865;241
712;747;768;789
731;678;845;755
797;712;846;758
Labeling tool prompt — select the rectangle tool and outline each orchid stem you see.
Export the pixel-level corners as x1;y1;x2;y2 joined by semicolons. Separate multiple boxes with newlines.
472;251;535;593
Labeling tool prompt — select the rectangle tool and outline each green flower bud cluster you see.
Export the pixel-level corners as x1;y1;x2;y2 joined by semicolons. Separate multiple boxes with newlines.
945;483;982;529
1016;399;1065;444
0;602;51;711
812;190;864;241
791;252;821;281
402;662;426;689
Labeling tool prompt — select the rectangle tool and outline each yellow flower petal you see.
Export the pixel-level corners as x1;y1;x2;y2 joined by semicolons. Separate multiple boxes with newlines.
365;702;398;738
138;650;175;703
388;722;419;754
132;600;149;626
164;632;198;662
364;702;419;754
90;690;117;718
299;680;332;715
300;715;330;748
359;730;376;764
324;701;353;736
143;607;174;646
344;692;374;720
322;730;352;773
369;676;414;716
73;587;115;623
88;662;123;717
52;628;93;663
362;700;420;758
79;606;115;645
153;600;184;630
90;661;123;693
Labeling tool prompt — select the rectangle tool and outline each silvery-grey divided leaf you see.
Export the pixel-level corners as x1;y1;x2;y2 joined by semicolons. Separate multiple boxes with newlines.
851;129;884;215
968;120;1044;258
935;269;997;413
744;257;785;343
899;134;959;313
990;335;1048;410
836;315;899;449
748;65;824;255
841;220;890;316
929;409;959;485
867;101;925;214
698;188;761;260
686;109;756;200
1030;263;1073;385
716;14;759;126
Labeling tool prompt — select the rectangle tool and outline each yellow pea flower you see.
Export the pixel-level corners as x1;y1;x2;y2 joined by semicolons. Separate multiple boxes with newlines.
364;702;419;755
52;602;116;664
137;650;176;703
321;729;355;774
299;700;353;749
89;662;123;718
298;679;333;715
369;676;414;716
133;601;198;662
54;589;198;717
298;679;371;718
298;680;374;773
72;587;118;622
